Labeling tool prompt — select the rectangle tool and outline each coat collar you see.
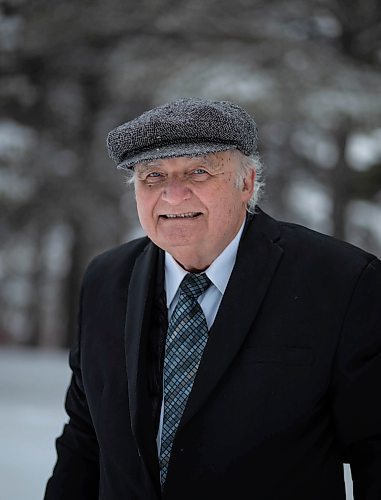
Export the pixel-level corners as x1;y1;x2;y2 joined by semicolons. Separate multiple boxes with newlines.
124;241;163;493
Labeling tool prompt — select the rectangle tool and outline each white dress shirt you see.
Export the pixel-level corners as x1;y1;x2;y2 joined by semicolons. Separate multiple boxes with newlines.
157;219;245;452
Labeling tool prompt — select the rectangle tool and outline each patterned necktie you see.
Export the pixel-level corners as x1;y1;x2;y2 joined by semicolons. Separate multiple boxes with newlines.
159;272;211;486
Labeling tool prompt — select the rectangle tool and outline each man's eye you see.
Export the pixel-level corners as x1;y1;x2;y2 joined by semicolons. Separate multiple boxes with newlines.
143;172;165;183
191;168;209;176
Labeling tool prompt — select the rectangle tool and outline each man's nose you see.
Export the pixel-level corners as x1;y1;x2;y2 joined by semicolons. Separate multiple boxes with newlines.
161;177;192;204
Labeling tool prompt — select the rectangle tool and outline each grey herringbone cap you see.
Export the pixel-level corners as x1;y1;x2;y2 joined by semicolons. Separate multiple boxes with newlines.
106;97;258;169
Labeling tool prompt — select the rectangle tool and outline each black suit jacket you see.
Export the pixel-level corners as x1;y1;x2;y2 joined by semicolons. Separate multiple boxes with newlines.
45;209;381;499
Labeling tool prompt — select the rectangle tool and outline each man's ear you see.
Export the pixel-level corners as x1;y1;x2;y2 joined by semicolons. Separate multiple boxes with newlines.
242;169;255;195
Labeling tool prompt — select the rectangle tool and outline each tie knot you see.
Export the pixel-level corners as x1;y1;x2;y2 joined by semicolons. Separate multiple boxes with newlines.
180;273;211;299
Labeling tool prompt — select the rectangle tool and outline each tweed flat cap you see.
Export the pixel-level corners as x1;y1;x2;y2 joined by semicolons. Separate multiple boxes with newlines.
106;97;258;169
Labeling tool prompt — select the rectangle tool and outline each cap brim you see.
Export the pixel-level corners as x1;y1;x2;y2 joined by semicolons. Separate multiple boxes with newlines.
116;142;237;170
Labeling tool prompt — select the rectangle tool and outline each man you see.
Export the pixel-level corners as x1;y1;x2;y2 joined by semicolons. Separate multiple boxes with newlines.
45;98;381;499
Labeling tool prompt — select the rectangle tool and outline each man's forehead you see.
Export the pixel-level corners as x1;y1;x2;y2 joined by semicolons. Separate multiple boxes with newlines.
135;153;226;170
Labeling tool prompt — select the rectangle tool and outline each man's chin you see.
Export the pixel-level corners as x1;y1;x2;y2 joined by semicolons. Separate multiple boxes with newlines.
159;238;198;253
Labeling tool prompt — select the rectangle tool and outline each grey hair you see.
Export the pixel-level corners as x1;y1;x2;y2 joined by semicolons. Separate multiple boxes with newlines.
123;149;265;213
232;150;265;213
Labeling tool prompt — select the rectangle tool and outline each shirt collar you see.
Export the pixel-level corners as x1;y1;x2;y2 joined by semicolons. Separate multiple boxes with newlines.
165;219;245;307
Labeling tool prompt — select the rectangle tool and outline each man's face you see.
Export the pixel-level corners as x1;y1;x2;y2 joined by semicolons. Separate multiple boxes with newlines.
134;150;255;271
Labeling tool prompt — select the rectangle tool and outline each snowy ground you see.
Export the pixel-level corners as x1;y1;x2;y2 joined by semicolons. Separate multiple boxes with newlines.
0;347;354;500
0;347;70;500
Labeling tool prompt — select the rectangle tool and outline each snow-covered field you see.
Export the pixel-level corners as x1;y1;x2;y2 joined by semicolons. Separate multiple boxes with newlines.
0;347;354;500
0;348;70;500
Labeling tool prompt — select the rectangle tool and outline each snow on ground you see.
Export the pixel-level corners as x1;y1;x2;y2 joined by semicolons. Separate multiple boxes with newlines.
0;347;354;500
0;347;70;500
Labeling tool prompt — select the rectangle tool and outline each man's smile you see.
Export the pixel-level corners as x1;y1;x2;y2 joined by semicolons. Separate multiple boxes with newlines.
160;212;202;219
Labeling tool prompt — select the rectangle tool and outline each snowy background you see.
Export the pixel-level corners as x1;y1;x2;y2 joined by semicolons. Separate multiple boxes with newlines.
1;0;380;349
0;348;70;500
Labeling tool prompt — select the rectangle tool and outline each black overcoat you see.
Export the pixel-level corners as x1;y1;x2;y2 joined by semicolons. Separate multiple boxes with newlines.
45;209;381;499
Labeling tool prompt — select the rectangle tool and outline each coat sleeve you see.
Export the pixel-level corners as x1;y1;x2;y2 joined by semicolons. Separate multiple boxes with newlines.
331;257;381;499
44;285;100;500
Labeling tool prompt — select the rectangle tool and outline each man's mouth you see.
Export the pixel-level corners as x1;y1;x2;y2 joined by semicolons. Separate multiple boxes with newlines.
160;212;202;219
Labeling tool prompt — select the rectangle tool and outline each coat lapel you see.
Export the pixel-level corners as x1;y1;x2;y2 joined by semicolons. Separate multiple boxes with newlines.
124;241;162;492
181;210;284;427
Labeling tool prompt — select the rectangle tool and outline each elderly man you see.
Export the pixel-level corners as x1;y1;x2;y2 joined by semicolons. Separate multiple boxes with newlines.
45;98;381;500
